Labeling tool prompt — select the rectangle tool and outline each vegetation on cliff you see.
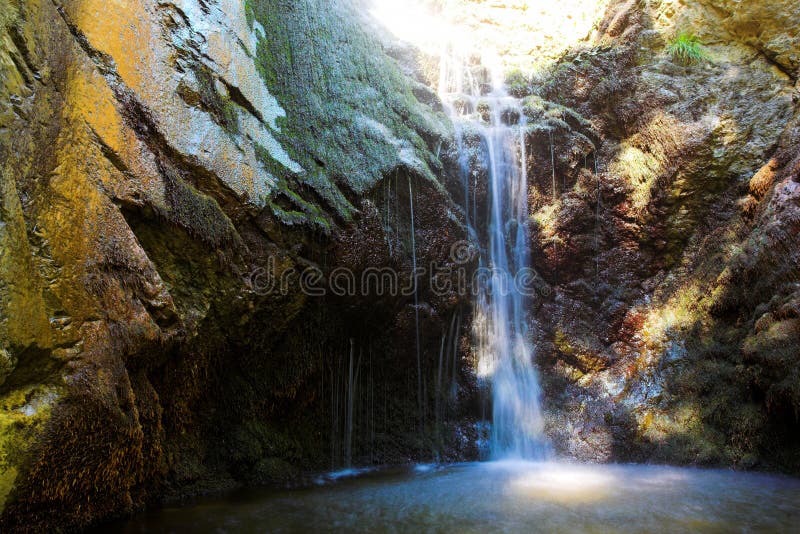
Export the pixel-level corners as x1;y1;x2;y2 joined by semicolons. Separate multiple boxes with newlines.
667;32;707;65
496;0;800;471
0;0;470;532
0;0;798;531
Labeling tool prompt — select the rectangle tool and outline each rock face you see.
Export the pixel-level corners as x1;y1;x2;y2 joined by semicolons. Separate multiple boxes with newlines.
515;0;800;470
2;0;799;530
0;0;476;531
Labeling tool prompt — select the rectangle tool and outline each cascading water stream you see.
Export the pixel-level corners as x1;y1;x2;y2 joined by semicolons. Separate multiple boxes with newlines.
440;47;549;460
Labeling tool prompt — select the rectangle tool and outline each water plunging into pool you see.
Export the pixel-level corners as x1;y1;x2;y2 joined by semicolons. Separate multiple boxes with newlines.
440;47;549;460
106;25;800;534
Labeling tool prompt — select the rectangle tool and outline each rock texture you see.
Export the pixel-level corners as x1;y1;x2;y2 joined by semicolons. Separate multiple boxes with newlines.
1;0;799;530
0;0;475;531
514;0;800;470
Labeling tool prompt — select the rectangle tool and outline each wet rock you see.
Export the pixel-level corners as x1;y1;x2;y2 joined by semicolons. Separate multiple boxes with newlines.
0;0;472;531
528;0;800;470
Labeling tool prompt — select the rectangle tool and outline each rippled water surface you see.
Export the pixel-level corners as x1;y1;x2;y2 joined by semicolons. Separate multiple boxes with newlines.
113;462;800;533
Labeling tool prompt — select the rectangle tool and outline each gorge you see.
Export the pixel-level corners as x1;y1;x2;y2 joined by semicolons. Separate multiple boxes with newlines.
1;0;799;532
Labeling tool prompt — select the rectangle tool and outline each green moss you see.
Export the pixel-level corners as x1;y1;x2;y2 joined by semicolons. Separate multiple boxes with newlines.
0;349;12;387
246;0;448;220
252;457;297;483
184;65;241;136
120;206;237;319
228;420;302;482
505;69;532;98
254;143;333;232
243;0;255;29
161;174;241;250
522;96;592;131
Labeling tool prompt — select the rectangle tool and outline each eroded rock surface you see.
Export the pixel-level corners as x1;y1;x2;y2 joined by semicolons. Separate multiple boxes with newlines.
515;0;800;470
0;0;474;531
1;0;799;530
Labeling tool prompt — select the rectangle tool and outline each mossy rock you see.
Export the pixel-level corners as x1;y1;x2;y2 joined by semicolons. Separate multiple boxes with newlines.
0;385;60;513
246;0;450;225
228;420;303;481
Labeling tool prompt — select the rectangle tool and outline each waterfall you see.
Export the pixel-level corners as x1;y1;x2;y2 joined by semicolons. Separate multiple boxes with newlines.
440;49;549;460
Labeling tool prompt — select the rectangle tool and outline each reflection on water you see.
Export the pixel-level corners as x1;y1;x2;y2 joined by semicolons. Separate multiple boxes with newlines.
109;462;800;533
502;461;617;504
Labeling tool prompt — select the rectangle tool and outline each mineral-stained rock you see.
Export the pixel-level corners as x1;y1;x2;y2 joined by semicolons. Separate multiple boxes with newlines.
524;0;800;469
2;0;800;529
0;0;473;531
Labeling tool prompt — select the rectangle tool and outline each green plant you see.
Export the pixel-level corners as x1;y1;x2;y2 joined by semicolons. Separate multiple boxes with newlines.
505;69;531;98
668;32;708;65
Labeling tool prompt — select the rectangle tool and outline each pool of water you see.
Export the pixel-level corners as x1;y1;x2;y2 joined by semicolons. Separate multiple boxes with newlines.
113;462;800;533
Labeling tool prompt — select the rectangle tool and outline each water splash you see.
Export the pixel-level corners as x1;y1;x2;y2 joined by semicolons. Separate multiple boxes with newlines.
440;50;549;460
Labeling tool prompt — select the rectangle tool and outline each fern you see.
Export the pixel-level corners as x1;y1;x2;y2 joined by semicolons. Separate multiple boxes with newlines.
668;33;707;65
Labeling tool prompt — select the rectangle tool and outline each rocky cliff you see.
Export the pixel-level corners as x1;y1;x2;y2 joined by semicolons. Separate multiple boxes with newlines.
1;0;799;531
510;0;800;470
0;0;476;531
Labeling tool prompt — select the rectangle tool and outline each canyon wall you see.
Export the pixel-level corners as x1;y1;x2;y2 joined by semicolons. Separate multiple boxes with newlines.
0;1;475;531
514;0;800;470
1;0;799;531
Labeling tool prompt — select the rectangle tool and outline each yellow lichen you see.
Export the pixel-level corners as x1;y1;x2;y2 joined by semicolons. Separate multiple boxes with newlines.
68;0;155;94
641;283;703;347
532;203;559;236
0;386;59;512
554;330;577;357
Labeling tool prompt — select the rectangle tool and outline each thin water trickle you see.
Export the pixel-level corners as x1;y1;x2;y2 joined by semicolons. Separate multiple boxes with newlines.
408;177;423;431
594;153;601;284
440;48;549;460
344;339;356;468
